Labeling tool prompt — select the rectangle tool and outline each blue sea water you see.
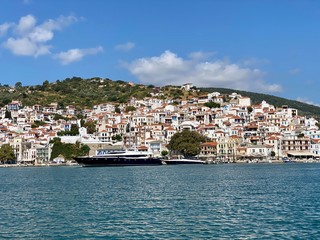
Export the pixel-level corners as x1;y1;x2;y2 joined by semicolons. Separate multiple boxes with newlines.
1;163;320;239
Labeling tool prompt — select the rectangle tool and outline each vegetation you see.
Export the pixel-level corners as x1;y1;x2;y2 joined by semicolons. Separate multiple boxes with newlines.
4;110;11;119
0;77;156;109
297;133;305;138
112;134;122;142
161;150;168;157
0;144;15;164
0;76;319;118
31;120;46;128
200;87;320;117
82;120;97;134
54;114;69;121
50;138;90;160
115;106;121;114
204;102;220;108
271;151;276;157
125;106;136;112
167;129;208;157
57;124;79;136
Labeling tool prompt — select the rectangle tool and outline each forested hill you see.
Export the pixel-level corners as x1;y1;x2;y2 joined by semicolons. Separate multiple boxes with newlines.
1;77;320;118
200;87;320;118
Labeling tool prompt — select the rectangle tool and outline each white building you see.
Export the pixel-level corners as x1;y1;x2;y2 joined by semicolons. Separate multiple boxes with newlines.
246;144;271;159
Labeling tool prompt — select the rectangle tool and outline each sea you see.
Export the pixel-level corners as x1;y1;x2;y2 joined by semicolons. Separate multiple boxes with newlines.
1;163;320;239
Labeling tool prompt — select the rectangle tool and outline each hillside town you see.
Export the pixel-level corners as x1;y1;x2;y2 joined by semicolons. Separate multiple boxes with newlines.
1;83;320;165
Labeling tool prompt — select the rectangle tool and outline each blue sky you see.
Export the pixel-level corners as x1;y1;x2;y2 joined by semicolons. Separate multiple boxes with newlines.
1;0;320;106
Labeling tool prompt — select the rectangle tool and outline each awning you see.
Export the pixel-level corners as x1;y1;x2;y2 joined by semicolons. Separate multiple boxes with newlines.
287;151;314;157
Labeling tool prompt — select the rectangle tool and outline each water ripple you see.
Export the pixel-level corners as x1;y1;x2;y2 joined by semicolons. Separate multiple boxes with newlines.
1;164;320;239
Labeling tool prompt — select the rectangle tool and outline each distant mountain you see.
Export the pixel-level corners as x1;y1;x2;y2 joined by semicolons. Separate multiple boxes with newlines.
1;77;320;118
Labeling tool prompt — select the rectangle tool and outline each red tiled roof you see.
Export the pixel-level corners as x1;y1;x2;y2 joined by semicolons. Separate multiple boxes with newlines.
201;142;217;147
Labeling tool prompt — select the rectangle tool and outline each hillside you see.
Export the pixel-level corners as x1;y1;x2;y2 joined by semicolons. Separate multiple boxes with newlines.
200;87;320;118
1;77;320;118
1;77;155;109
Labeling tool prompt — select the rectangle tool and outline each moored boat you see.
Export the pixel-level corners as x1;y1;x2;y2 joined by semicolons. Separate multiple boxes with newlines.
163;158;206;165
282;157;295;163
74;149;163;167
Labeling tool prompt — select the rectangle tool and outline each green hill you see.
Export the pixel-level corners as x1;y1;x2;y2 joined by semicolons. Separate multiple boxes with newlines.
2;77;154;109
2;77;320;118
200;87;320;118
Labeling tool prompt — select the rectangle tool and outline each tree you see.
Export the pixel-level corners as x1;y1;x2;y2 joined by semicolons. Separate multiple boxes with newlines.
15;82;22;89
204;102;220;108
297;133;304;138
112;134;122;142
58;102;65;109
125;106;136;112
2;99;11;106
70;124;79;135
31;120;46;128
0;144;15;164
161;150;168;158
42;80;50;89
83;121;97;134
167;130;208;157
80;144;90;156
5;110;11;119
50;138;90;160
115;106;121;114
54;114;66;121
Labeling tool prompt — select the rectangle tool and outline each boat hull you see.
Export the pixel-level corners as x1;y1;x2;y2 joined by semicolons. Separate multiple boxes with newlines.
163;159;206;165
74;156;163;167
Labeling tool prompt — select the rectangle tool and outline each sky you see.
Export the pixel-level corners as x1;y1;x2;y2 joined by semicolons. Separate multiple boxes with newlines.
1;0;320;106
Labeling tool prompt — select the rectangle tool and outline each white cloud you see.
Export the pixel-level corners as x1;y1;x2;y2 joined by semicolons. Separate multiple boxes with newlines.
115;42;135;51
23;0;33;4
54;46;103;65
1;14;79;57
126;50;282;93
0;23;12;36
296;97;320;107
28;27;53;42
40;15;79;32
16;14;36;35
289;68;300;76
3;37;50;57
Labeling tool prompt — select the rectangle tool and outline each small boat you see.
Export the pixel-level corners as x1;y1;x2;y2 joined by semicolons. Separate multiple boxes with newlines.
282;157;295;163
74;149;163;167
163;158;206;165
